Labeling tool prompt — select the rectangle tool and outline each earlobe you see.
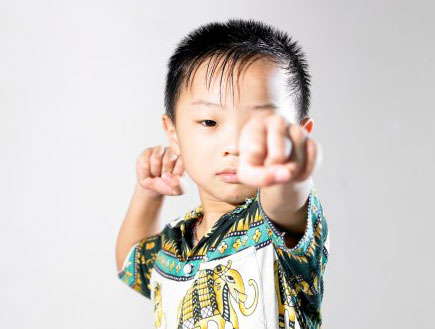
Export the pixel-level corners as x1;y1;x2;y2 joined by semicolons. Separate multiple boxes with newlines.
161;114;172;133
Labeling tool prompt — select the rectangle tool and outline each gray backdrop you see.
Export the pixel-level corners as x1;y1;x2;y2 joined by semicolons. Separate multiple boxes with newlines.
1;0;434;328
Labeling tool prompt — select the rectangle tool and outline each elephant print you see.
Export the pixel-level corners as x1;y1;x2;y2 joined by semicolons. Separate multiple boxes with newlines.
153;282;167;329
176;260;259;329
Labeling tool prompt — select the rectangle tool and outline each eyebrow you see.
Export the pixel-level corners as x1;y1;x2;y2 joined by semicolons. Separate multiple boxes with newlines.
191;100;278;110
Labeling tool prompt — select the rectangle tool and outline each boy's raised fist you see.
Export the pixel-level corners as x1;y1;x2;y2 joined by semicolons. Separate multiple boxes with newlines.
237;114;319;187
135;145;186;197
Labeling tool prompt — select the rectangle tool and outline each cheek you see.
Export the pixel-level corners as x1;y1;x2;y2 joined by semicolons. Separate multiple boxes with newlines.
180;132;216;161
184;162;214;189
180;146;216;181
177;130;219;180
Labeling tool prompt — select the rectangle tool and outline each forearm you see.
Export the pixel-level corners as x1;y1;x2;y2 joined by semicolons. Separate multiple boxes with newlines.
259;177;313;235
115;183;165;272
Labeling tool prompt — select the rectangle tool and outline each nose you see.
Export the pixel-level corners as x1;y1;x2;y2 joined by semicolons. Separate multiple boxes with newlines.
220;120;243;157
222;144;239;157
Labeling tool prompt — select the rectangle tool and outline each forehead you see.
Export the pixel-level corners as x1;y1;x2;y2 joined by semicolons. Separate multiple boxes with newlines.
176;56;292;112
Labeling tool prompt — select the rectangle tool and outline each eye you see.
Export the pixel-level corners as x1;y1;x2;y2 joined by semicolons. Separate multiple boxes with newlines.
198;120;217;127
226;275;235;283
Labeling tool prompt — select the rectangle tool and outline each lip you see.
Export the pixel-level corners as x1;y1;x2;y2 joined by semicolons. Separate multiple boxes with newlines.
217;168;237;175
217;168;239;183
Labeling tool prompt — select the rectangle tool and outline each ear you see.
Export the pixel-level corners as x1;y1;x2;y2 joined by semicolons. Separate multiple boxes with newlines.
162;114;181;155
301;117;314;134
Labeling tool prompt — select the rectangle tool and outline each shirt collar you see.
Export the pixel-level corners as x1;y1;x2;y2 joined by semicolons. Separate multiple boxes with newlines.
178;190;258;261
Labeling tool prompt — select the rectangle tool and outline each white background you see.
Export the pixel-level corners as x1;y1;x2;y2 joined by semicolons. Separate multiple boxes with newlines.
1;0;434;328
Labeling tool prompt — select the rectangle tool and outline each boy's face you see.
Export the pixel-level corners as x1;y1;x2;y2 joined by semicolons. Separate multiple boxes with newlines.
163;57;310;206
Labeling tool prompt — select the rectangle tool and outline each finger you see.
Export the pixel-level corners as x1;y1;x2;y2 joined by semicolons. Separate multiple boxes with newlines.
150;145;165;177
172;155;185;177
161;146;177;175
170;177;184;195
136;148;153;182
287;124;306;170
264;116;292;167
294;137;317;182
146;177;173;195
239;117;267;166
238;162;284;186
161;171;185;194
279;162;300;181
269;125;308;183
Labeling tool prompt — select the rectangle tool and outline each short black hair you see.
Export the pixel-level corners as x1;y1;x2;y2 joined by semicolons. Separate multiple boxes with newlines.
164;18;311;125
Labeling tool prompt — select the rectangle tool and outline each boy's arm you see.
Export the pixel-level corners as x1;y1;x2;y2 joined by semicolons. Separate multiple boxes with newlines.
115;182;165;272
237;114;319;247
258;178;312;247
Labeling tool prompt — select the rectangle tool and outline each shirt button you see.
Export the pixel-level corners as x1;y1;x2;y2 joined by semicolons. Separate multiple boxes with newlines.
183;263;194;274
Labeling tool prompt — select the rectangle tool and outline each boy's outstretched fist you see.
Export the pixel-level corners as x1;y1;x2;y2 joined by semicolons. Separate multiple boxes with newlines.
237;113;320;187
135;145;186;197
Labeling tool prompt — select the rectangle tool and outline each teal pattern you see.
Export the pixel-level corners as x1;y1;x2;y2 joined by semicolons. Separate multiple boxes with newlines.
118;184;329;328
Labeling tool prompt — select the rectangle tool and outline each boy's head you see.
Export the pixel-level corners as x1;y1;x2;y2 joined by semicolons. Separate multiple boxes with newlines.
162;18;314;205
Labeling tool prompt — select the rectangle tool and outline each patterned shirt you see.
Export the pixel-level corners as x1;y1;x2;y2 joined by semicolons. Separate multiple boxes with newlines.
118;185;329;329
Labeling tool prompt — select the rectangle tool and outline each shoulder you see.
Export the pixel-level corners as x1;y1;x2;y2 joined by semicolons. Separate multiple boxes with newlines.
250;184;328;258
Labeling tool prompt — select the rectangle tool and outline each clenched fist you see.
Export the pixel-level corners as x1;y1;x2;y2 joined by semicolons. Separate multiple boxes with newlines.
135;145;186;197
237;114;320;187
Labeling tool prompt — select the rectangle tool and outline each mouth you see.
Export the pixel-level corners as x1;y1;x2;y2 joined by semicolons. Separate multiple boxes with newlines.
217;167;239;183
217;172;240;183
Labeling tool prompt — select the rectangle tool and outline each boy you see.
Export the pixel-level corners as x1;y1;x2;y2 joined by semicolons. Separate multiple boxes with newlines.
116;18;329;329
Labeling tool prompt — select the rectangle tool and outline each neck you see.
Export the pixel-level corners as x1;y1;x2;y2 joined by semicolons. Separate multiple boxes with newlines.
195;187;256;239
196;192;239;235
196;213;222;240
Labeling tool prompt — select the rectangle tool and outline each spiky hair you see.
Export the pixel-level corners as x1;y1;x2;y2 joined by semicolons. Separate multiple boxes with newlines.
164;18;311;124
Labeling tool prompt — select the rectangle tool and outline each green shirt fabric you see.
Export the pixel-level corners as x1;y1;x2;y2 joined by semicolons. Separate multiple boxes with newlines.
118;184;329;329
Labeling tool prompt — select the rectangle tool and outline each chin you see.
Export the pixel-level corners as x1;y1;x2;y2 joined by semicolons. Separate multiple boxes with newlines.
218;184;257;203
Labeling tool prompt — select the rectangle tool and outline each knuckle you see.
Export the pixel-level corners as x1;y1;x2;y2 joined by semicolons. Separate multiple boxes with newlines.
294;127;304;140
267;152;284;163
247;116;263;130
136;151;145;162
246;143;264;155
289;124;301;136
274;115;287;127
251;116;263;124
137;157;148;169
138;148;153;162
162;156;171;167
152;145;163;154
151;147;163;160
151;156;162;167
137;159;149;170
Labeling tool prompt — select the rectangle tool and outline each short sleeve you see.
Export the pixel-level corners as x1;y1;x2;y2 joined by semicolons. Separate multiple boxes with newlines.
256;184;329;326
117;233;162;299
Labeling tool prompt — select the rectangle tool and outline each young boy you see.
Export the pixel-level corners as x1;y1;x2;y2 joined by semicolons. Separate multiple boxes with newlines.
116;18;329;329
